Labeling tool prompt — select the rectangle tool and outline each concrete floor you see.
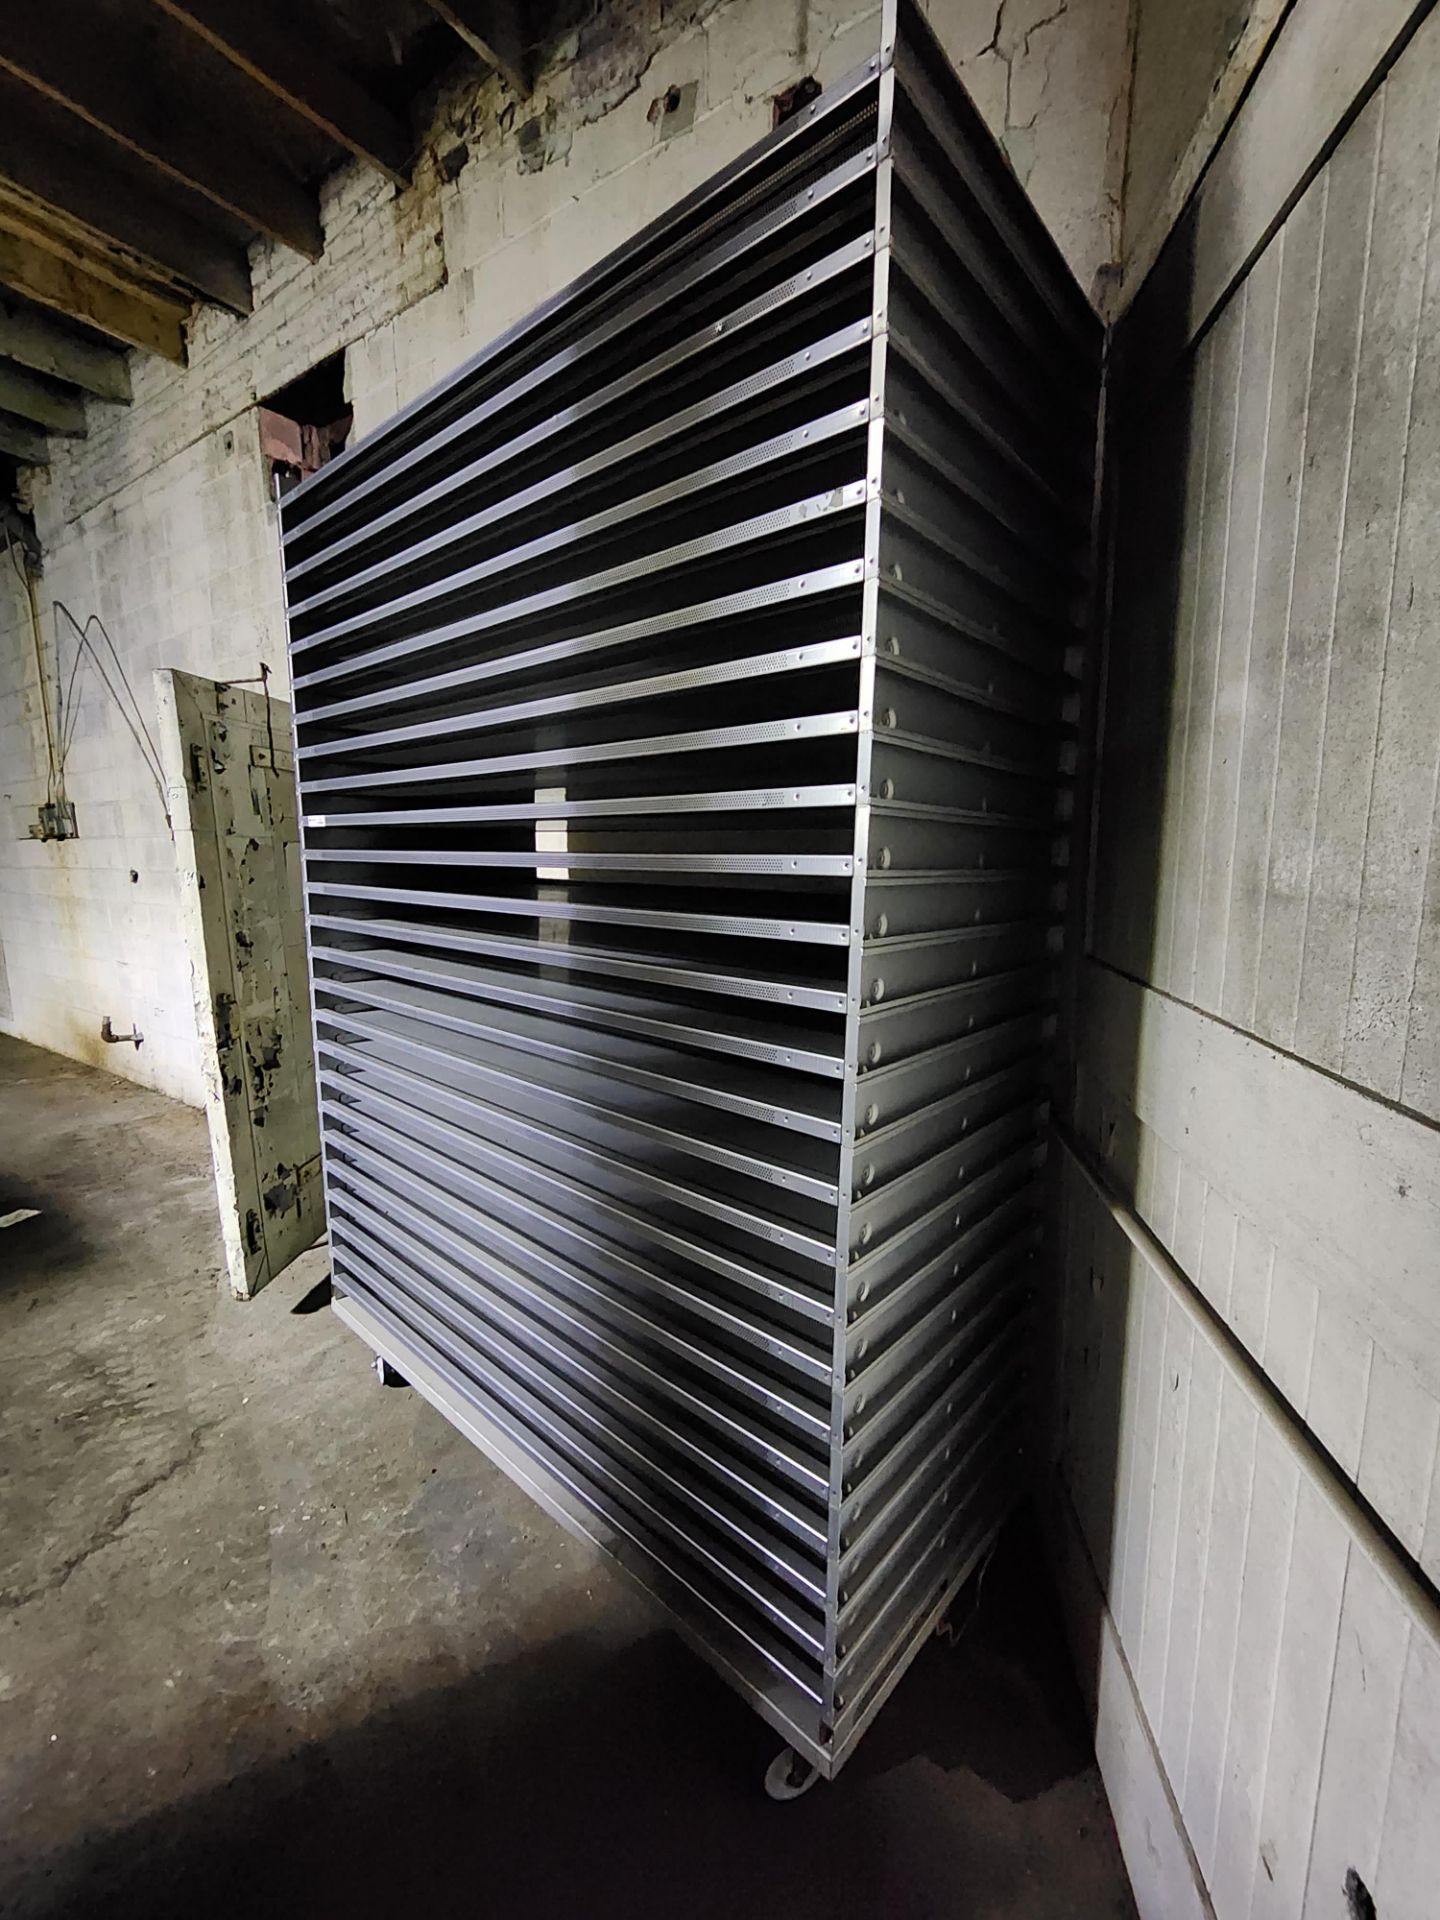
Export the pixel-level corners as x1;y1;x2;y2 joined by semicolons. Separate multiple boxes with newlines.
0;1033;1136;1920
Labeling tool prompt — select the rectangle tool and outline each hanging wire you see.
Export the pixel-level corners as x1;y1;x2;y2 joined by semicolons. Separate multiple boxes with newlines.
5;533;175;834
933;1535;1001;1649
227;659;279;767
5;529;59;806
51;600;172;831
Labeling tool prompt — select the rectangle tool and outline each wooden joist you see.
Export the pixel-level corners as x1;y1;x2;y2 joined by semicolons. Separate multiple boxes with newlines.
420;0;534;97
0;2;540;398
0;218;187;364
0;6;322;259
0;73;252;314
0;294;129;402
0;408;48;464
0;357;86;433
151;0;412;187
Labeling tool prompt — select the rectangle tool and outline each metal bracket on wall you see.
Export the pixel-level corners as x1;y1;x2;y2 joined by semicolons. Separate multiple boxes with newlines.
100;1015;143;1049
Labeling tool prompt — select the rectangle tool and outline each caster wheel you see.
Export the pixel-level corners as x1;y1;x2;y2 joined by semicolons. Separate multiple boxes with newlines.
374;1354;407;1388
764;1746;820;1801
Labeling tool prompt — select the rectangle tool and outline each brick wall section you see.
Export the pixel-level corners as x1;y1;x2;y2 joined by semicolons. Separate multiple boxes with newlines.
0;0;1130;1104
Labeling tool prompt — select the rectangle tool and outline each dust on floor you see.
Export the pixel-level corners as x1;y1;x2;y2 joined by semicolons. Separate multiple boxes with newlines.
0;1033;1135;1919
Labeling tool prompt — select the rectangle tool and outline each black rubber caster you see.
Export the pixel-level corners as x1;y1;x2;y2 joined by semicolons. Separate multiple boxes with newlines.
764;1746;820;1800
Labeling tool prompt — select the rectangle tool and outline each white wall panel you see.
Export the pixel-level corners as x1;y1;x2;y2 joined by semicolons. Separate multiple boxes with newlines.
1096;20;1440;1123
1063;4;1440;1911
1052;1151;1440;1920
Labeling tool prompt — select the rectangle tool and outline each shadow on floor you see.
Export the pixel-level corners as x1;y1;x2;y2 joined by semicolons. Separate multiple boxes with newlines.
21;1510;1130;1920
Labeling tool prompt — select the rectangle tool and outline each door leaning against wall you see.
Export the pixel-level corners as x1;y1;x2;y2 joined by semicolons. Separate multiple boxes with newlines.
157;668;322;1298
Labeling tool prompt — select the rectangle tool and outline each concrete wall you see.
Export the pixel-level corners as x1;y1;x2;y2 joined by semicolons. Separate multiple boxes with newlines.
0;0;1132;1106
1053;1;1440;1912
1120;0;1291;288
1123;0;1251;255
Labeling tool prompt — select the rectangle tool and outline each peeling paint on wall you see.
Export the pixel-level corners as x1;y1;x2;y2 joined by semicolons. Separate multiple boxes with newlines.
0;0;1133;1102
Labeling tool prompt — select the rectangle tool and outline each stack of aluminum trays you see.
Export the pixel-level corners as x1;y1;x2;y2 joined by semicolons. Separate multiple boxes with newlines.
281;0;1100;1778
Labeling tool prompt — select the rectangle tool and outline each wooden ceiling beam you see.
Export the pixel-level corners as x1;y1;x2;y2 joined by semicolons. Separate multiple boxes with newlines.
0;409;48;464
0;219;187;364
0;6;322;258
150;0;412;187
0;358;86;434
419;1;534;97
0;295;130;402
0;73;252;314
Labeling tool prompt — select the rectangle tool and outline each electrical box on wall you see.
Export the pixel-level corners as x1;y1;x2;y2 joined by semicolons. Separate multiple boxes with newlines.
30;800;77;841
280;0;1100;1784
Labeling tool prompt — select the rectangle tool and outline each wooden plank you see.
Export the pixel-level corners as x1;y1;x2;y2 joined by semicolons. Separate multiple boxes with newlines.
1115;1258;1168;1655
0;356;84;433
1113;1204;1158;1532
0;408;47;463
1294;69;1439;1075
1167;286;1240;1003
1356;1348;1440;1559
1423;1427;1440;1589
1402;778;1440;1116
0;292;129;400
1171;1163;1208;1289
1045;1472;1214;1920
1137;1307;1192;1745
1253;109;1380;1053
1304;1298;1373;1484
150;0;410;185
1065;1164;1130;1587
1133;1105;1174;1228
1065;1165;1112;1480
1086;1223;1132;1589
1208;1415;1299;1920
1192;1183;1233;1328
1374;1628;1440;1911
1249;1477;1349;1920
0;218;186;362
1220;190;1325;1034
1156;1332;1220;1798
1228;1216;1274;1364
1180;1372;1257;1885
1301;1549;1411;1918
1262;1250;1319;1415
0;72;251;314
1194;242;1280;1018
1347;115;1440;1106
0;5;321;259
420;0;533;97
1151;339;1215;999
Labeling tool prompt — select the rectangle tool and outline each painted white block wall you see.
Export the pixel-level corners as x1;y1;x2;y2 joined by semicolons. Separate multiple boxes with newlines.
0;0;1131;1106
1049;1;1440;1912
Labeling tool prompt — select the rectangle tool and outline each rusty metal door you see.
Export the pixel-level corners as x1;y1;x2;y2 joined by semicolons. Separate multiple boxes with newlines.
157;668;322;1298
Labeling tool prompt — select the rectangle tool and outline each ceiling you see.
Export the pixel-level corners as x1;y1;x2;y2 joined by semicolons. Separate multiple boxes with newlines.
0;0;548;498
